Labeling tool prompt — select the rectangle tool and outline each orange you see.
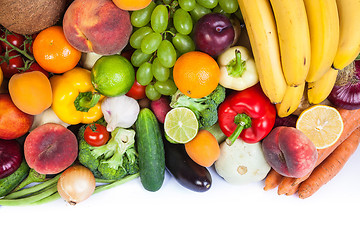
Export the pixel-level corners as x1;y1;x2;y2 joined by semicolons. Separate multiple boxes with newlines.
185;130;220;167
8;71;52;115
112;0;152;10
173;51;220;98
33;26;81;74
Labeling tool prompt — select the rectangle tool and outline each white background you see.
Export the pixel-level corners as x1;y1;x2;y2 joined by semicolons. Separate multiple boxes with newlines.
0;146;359;240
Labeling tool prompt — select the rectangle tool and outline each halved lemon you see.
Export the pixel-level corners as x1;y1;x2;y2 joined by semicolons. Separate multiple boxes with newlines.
296;105;344;149
164;107;199;144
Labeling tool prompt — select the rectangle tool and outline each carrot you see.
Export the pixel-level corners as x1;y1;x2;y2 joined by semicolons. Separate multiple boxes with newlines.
298;127;360;199
264;168;283;191
276;107;360;195
285;183;299;196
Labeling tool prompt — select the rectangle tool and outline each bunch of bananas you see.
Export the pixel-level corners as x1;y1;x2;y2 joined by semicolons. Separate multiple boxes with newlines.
237;0;360;117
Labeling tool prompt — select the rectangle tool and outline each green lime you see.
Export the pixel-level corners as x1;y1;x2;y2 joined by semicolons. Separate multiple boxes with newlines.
91;55;135;97
164;107;199;144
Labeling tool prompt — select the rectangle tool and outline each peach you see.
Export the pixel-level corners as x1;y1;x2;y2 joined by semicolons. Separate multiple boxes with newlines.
261;126;318;178
0;93;34;140
24;123;78;174
63;0;132;55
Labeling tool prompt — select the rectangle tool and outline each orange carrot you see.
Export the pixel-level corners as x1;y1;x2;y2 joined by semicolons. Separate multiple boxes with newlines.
285;183;299;196
264;169;283;191
298;127;360;199
276;107;360;195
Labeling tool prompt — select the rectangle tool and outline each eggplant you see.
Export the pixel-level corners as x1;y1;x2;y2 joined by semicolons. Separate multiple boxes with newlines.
164;139;212;192
0;139;23;179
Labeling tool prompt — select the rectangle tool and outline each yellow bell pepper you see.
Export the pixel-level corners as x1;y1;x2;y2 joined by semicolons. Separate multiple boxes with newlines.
50;67;104;125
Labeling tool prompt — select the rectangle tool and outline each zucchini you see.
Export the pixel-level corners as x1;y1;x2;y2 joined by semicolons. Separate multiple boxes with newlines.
136;108;165;192
0;160;30;197
164;139;212;192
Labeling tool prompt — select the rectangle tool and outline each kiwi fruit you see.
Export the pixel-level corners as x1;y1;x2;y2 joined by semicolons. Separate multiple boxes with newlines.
0;0;68;35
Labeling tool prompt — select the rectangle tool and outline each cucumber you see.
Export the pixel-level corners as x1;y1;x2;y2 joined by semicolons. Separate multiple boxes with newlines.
136;108;165;192
0;160;30;197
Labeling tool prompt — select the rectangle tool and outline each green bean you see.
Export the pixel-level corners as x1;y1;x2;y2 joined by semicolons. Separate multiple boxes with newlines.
30;192;61;206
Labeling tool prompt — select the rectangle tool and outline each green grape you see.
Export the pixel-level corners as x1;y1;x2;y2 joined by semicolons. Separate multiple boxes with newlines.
151;5;169;33
136;62;154;86
141;32;163;54
162;0;172;4
157;40;177;68
196;0;218;9
212;4;231;18
178;0;196;11
154;79;178;96
145;84;162;101
172;33;195;54
190;3;212;22
131;49;152;67
218;0;239;13
152;58;170;82
131;1;156;27
173;9;193;35
129;27;153;49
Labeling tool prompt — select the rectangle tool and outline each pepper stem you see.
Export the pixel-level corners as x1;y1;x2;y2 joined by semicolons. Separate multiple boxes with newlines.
226;49;247;78
74;91;101;112
226;113;252;146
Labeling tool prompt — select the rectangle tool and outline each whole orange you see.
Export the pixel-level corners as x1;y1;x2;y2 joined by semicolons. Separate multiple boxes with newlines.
33;26;81;74
185;130;220;167
173;51;220;98
9;71;52;115
112;0;152;10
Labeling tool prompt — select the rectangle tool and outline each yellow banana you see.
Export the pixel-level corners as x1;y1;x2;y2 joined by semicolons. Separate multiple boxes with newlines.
237;0;287;104
276;83;305;118
269;0;311;87
303;0;339;83
332;0;360;70
307;68;338;104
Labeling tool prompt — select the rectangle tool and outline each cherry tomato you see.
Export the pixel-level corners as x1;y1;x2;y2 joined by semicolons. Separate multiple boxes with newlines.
84;124;110;147
0;51;24;79
24;33;38;54
25;62;50;78
126;79;147;99
0;44;2;54
0;31;25;50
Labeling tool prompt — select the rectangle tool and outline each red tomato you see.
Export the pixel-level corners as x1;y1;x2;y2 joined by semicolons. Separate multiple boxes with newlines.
0;44;2;54
0;51;24;79
24;33;38;54
84;124;110;147
0;31;25;50
25;62;50;78
126;79;146;100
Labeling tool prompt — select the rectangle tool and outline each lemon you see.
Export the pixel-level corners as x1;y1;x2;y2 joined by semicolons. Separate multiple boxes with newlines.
164;107;199;144
296;105;344;149
91;55;135;97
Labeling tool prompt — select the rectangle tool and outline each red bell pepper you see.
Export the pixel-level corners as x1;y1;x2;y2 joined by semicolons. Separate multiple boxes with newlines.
218;84;276;145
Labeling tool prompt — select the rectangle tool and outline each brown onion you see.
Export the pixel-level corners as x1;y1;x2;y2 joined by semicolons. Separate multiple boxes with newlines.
57;165;96;205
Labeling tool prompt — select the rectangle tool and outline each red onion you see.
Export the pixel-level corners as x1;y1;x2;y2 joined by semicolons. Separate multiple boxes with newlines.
328;61;360;109
0;139;22;179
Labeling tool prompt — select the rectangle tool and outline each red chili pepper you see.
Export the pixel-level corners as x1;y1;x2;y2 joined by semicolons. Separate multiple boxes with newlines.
218;84;276;145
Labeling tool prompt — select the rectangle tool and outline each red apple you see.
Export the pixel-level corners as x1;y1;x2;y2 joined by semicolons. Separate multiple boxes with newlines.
261;126;318;178
0;93;34;140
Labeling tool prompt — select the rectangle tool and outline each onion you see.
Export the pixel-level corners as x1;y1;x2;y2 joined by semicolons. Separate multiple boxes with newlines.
0;139;22;179
328;61;360;109
57;165;96;205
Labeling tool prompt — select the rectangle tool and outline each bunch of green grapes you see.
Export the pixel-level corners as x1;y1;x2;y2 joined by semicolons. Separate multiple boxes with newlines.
129;0;240;101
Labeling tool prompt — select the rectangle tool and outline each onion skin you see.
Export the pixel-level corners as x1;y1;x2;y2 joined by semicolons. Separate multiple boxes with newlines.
0;139;22;179
328;61;360;110
57;165;96;205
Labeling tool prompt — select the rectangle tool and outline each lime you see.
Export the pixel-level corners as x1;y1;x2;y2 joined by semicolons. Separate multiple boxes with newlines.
164;107;199;144
91;55;135;97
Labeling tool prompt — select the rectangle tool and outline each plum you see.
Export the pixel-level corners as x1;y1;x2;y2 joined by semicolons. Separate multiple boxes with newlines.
262;126;318;178
24;123;78;174
193;13;235;56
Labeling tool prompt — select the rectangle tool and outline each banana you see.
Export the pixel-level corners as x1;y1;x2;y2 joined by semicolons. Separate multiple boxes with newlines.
269;0;311;87
238;0;287;104
303;0;340;83
276;83;305;118
307;68;338;104
332;0;360;70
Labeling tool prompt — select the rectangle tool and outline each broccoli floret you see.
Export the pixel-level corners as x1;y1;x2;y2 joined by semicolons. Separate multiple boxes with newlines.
170;85;226;128
78;126;139;180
